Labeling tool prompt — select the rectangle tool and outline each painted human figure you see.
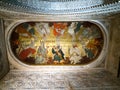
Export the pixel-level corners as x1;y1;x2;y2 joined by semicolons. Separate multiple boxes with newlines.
53;23;66;37
52;45;64;64
35;41;47;64
68;22;81;39
69;44;81;64
68;22;77;41
16;23;36;38
53;23;67;45
35;23;50;41
19;39;36;62
84;46;94;60
74;22;81;33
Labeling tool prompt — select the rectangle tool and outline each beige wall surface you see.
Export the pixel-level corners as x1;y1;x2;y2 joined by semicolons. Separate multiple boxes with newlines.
105;14;120;77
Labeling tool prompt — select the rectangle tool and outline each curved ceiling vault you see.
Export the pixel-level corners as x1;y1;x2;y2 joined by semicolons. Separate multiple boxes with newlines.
0;0;113;69
0;0;120;19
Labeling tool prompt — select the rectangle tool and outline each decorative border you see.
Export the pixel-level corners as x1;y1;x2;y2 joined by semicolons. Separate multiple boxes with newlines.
5;18;109;71
0;0;120;19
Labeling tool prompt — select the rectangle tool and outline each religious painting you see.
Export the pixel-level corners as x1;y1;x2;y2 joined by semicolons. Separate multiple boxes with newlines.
10;21;104;65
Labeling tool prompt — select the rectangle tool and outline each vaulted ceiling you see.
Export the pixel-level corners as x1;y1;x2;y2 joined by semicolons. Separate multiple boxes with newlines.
0;0;120;19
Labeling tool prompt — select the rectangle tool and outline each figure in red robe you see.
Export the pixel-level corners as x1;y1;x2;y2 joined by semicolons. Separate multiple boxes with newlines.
53;23;67;37
19;47;36;61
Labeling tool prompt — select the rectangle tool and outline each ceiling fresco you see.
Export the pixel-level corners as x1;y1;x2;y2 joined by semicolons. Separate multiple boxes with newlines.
10;21;104;65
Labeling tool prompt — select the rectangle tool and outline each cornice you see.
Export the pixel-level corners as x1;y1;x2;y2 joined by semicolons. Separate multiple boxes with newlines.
0;0;120;19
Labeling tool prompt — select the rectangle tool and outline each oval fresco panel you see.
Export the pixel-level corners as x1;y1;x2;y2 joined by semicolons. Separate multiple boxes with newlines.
10;21;104;65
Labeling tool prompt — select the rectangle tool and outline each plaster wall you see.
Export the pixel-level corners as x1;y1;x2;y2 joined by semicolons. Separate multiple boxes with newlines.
105;14;120;77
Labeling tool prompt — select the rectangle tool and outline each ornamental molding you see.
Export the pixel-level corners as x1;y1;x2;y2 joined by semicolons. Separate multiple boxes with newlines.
5;20;109;70
0;0;120;19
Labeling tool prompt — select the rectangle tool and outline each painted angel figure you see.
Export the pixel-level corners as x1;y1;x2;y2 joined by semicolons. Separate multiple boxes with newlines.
53;23;66;37
35;23;50;41
68;22;77;41
53;22;67;45
68;22;81;41
16;23;35;38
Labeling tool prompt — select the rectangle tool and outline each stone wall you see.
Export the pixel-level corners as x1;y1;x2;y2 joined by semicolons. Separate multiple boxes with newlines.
105;14;120;77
